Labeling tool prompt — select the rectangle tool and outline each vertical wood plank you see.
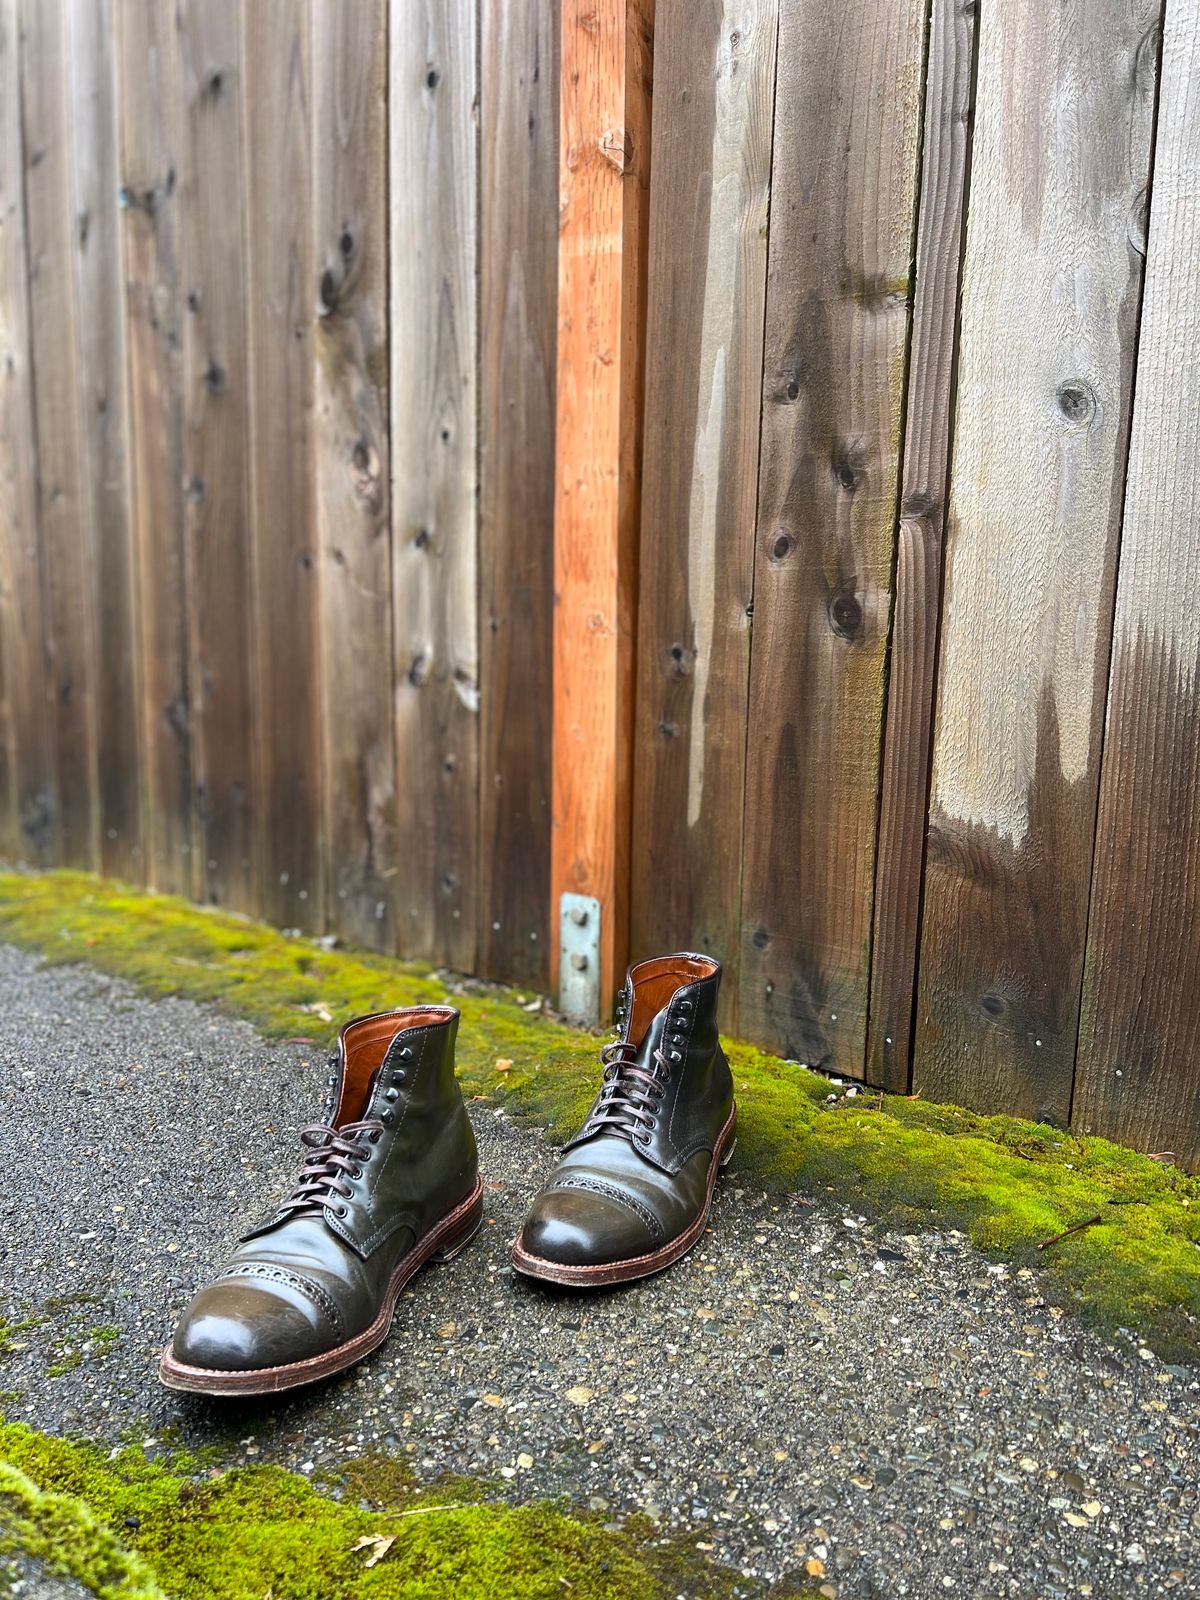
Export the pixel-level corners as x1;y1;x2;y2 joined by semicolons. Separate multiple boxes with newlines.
0;0;52;864
865;0;977;1091
390;0;478;968
478;0;558;986
67;0;141;882
177;0;256;912
242;0;322;932
738;0;926;1071
629;0;778;1028
20;0;96;868
118;0;192;894
313;0;395;950
1074;1;1200;1167
552;0;655;1014
912;0;1159;1124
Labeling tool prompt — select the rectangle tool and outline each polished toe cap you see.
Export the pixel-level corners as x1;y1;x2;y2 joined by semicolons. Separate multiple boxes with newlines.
171;1280;332;1373
519;1185;658;1267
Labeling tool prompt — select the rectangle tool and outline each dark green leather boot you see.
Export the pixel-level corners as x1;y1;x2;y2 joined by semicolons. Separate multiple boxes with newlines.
512;954;736;1287
161;1005;481;1395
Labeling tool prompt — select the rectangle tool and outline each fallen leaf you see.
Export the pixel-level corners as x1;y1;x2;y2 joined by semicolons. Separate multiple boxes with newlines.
804;1558;825;1577
436;1321;456;1338
1064;1513;1088;1528
1082;1500;1101;1518
565;1386;594;1405
494;1058;514;1073
516;1452;534;1469
482;1393;505;1407
586;1440;606;1454
351;1534;396;1568
696;1308;716;1321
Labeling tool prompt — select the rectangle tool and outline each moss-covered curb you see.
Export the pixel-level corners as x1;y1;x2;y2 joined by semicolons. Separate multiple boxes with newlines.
0;1424;814;1599
1;869;1198;1361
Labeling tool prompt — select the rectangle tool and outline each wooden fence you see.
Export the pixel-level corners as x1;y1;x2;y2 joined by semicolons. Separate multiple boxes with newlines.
1;0;1198;1166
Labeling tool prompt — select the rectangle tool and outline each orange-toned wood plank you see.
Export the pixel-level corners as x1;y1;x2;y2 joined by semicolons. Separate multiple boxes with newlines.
552;0;654;1017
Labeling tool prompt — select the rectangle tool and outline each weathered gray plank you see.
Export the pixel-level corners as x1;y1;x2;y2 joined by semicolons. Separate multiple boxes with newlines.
389;0;478;968
242;0;322;931
313;0;396;950
0;0;52;864
630;0;778;1030
739;0;927;1071
913;0;1159;1124
118;0;193;894
477;0;558;986
865;0;977;1091
67;0;141;883
178;0;256;912
20;0;96;867
1074;0;1200;1167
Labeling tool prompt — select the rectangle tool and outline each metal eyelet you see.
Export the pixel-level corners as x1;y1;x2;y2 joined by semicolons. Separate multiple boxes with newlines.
381;1110;394;1127
670;1049;682;1062
335;1204;348;1217
385;1087;399;1102
392;1070;406;1085
399;1046;413;1061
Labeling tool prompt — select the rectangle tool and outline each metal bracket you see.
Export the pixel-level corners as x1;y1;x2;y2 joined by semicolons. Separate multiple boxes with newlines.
558;893;601;1025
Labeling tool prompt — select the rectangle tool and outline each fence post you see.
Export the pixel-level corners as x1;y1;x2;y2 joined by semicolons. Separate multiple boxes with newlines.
552;0;654;1023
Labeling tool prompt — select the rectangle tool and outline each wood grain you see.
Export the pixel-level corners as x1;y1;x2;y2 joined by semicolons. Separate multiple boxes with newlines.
552;0;655;1014
0;0;52;864
390;0;478;968
865;0;977;1091
67;0;141;882
478;0;558;986
310;0;394;949
312;0;395;951
913;0;1159;1124
178;0;255;911
1074;1;1200;1167
20;0;96;867
118;0;193;894
629;0;777;1027
738;0;926;1071
242;0;322;931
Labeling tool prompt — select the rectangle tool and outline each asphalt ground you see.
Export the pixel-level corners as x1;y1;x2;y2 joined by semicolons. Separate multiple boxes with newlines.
0;945;1196;1598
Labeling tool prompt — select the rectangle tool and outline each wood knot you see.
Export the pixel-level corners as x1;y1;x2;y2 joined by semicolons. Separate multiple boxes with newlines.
768;529;794;564
1056;379;1096;425
828;584;864;641
830;438;867;492
665;641;692;678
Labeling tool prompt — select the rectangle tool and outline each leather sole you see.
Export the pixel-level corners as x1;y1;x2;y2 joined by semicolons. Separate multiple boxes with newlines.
509;1105;738;1289
158;1177;485;1396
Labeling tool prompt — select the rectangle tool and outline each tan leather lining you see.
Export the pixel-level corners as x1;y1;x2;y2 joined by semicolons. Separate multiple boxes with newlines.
626;955;717;1043
335;1009;454;1122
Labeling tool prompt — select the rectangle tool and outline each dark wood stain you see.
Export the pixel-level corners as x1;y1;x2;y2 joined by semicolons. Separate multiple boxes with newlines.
478;0;558;987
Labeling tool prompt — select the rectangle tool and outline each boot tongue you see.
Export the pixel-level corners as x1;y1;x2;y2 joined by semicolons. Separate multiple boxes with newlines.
631;1005;670;1073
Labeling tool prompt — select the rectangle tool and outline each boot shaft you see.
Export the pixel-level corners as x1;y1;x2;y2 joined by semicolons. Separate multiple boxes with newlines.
568;953;733;1175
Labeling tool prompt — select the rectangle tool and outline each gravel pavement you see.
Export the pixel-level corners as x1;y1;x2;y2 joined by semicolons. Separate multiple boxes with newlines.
0;945;1197;1599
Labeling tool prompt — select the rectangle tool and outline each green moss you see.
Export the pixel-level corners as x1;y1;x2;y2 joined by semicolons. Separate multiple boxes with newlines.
0;870;1198;1360
0;1424;812;1600
44;1350;82;1379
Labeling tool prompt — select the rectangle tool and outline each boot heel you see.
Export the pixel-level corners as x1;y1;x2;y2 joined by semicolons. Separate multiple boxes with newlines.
430;1190;484;1263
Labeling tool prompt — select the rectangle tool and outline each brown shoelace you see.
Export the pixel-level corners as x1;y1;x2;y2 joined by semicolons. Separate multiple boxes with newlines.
586;1037;671;1143
277;1120;383;1218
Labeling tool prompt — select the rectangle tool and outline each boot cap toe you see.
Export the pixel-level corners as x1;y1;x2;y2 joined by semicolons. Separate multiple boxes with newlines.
171;1279;333;1373
519;1184;659;1268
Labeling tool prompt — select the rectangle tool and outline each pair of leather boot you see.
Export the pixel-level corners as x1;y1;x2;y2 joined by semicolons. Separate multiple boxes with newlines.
161;954;736;1396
